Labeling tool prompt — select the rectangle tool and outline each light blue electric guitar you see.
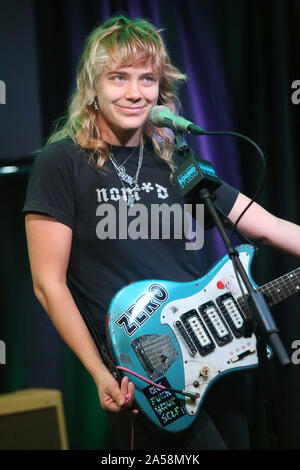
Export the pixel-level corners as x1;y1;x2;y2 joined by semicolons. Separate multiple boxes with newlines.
107;245;300;433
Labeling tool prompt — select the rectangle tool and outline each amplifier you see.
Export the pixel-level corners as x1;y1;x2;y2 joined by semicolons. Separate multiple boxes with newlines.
0;388;68;449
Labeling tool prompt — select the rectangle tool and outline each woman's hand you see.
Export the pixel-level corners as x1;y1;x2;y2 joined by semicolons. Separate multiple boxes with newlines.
97;370;139;414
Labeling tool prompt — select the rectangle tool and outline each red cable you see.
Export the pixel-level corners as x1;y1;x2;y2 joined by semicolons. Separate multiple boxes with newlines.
131;413;135;450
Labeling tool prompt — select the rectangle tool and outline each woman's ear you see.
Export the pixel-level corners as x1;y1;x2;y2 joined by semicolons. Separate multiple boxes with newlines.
93;96;100;111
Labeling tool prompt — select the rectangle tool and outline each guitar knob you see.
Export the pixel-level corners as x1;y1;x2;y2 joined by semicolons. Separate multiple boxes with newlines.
193;381;200;388
200;366;210;377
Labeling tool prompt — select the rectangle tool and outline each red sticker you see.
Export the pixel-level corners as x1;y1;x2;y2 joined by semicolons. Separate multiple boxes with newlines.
217;281;224;289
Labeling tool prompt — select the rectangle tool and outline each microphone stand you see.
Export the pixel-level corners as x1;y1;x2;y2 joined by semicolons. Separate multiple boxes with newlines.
172;132;291;368
172;132;291;448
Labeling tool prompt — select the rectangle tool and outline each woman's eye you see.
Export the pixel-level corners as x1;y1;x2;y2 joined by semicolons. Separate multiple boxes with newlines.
110;75;126;82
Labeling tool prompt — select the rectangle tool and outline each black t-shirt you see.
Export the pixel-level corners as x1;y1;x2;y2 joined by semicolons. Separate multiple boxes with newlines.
23;137;239;347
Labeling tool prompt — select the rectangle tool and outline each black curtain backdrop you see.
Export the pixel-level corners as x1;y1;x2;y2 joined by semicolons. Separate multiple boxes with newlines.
0;0;299;450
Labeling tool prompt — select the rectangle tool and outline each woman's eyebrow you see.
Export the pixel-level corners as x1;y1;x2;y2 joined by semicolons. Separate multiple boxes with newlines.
106;69;156;76
107;70;128;76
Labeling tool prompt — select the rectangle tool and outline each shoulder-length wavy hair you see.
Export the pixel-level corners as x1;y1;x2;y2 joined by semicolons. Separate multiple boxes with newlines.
47;15;186;171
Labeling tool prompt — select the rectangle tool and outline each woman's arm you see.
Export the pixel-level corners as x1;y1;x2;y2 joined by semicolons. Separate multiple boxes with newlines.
25;213;136;413
228;193;300;259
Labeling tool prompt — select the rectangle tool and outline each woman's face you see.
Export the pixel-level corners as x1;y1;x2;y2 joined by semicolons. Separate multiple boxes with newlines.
95;61;159;145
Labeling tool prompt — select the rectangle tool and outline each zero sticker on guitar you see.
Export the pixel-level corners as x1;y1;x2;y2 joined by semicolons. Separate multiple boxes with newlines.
115;284;169;336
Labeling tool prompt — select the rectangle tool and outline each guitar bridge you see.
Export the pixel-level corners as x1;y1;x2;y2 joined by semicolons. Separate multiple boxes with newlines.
131;334;177;380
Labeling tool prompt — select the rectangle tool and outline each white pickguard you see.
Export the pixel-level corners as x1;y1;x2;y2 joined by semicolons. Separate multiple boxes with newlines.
160;251;269;415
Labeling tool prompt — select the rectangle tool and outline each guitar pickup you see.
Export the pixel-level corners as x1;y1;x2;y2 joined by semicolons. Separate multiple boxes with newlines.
216;293;245;338
180;309;215;356
230;346;256;363
198;301;232;346
174;320;197;357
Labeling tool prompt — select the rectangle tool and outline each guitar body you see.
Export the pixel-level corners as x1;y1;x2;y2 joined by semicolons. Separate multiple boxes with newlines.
106;244;272;433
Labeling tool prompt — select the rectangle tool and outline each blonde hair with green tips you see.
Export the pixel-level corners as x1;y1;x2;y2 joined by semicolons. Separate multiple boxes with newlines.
47;15;187;171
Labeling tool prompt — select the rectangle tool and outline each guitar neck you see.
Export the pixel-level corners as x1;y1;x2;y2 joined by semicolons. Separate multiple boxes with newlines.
237;267;300;313
259;267;300;306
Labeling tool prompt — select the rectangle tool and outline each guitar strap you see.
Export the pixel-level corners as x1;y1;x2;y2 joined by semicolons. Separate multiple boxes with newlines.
97;340;123;383
67;282;122;383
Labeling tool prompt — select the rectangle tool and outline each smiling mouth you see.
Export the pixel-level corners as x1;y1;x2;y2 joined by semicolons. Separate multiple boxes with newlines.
116;105;146;111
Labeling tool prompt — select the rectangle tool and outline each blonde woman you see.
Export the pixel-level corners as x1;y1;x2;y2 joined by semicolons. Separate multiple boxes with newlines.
23;16;300;449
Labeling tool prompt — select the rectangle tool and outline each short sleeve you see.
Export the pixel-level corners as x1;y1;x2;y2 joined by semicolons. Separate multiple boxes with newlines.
214;180;239;217
191;180;239;231
22;139;77;229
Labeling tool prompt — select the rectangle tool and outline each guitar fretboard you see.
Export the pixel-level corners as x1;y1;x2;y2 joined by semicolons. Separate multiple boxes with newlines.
237;267;300;315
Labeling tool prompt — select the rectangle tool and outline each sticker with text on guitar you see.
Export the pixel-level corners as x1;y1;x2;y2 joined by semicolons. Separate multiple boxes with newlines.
142;377;186;427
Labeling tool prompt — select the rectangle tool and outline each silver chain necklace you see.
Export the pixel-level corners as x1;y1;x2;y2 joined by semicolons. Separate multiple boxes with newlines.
109;143;144;207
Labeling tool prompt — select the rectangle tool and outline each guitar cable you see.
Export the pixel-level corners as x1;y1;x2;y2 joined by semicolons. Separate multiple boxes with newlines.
116;365;200;451
116;365;200;399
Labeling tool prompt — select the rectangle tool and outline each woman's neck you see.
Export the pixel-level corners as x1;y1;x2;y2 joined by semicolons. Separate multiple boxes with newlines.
97;119;142;147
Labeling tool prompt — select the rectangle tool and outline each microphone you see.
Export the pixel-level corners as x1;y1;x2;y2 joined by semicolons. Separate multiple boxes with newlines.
148;105;204;135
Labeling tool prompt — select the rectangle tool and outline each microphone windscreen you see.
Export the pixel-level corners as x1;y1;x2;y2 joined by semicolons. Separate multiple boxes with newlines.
148;105;170;127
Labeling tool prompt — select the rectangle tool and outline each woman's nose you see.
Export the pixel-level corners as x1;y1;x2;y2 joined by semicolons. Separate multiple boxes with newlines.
124;80;142;101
